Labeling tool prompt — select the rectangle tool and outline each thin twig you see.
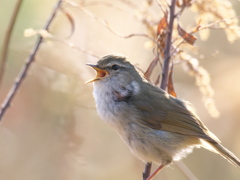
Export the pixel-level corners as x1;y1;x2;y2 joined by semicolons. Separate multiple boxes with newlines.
171;17;240;57
0;0;23;88
0;0;63;121
160;0;176;90
64;0;156;42
156;0;167;14
51;37;100;58
197;16;240;31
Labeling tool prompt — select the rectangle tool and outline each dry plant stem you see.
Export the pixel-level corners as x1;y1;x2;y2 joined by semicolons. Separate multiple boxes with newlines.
142;162;152;180
51;37;100;58
156;0;167;14
198;16;240;31
64;0;156;42
160;0;176;90
0;0;23;88
176;161;198;180
0;0;63;121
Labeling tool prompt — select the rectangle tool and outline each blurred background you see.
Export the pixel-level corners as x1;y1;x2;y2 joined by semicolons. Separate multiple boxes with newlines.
0;0;240;179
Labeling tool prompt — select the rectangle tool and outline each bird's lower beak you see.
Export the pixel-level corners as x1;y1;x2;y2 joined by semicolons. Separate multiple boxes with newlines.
86;64;109;83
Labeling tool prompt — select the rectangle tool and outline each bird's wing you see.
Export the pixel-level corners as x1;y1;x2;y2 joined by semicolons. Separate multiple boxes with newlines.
131;83;220;143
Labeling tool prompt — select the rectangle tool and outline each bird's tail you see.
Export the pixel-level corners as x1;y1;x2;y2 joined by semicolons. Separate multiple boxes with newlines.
206;141;240;167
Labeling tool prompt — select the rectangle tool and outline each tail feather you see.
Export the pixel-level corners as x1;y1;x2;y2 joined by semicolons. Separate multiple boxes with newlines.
209;142;240;167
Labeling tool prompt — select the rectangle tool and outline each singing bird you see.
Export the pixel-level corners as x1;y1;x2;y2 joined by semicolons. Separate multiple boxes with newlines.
87;54;240;179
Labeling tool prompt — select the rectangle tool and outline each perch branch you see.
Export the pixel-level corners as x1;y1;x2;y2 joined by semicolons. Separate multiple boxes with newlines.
142;162;152;180
0;0;63;121
160;0;176;90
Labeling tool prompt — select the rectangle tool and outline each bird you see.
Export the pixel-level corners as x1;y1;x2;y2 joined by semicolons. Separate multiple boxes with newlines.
86;54;240;179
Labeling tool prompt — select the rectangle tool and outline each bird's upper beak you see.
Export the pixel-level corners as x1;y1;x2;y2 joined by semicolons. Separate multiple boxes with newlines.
86;63;109;83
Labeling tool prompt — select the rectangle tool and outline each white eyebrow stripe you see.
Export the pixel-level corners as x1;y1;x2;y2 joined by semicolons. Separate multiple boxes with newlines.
106;62;113;67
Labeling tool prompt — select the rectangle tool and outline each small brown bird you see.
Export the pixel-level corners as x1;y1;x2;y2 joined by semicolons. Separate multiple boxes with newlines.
87;54;240;179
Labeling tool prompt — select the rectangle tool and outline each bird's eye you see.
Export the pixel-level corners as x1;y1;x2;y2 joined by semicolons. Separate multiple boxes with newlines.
111;64;119;70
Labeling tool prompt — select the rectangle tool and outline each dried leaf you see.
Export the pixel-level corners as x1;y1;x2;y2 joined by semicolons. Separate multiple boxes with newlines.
176;0;193;7
177;24;197;45
144;57;159;80
60;8;75;39
154;74;161;86
157;32;167;58
157;14;168;36
176;0;180;7
156;13;169;58
167;68;177;97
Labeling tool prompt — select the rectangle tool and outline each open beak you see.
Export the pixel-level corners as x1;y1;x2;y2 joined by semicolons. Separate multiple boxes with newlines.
86;63;109;83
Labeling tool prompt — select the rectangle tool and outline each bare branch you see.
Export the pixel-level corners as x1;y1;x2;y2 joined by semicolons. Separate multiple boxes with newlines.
144;54;160;81
0;0;23;88
160;0;176;90
197;16;240;31
142;162;152;180
0;0;63;121
156;0;167;14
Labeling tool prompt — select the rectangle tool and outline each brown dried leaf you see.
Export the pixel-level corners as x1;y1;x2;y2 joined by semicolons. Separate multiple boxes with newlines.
144;57;159;80
177;24;197;45
176;0;193;7
157;32;167;58
156;13;168;58
154;74;161;86
157;14;168;36
176;0;181;7
167;68;177;97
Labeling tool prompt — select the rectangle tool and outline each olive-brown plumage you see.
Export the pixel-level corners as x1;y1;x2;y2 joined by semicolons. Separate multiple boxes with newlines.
87;54;240;177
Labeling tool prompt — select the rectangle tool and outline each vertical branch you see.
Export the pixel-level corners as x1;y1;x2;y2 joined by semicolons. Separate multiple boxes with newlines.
157;1;198;179
143;1;177;178
160;0;176;90
0;0;23;88
142;162;152;180
0;0;63;121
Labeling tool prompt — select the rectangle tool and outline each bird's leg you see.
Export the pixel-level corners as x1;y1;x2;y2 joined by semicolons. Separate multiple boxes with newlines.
146;164;164;180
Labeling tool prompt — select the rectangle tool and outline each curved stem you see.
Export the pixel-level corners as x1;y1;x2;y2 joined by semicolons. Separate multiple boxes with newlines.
0;0;23;88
